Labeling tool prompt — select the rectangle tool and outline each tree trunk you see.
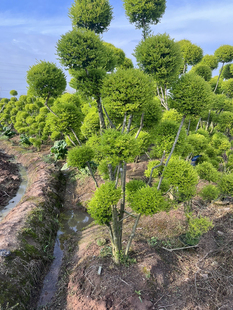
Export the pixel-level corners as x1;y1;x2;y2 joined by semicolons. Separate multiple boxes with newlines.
195;117;201;132
111;205;122;264
97;97;106;131
157;115;186;190
214;62;224;93
125;214;141;256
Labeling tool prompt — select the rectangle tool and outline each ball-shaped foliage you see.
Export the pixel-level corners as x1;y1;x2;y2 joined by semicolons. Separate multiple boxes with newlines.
126;179;146;203
69;0;113;34
214;45;233;63
88;182;122;225
200;54;218;70
123;0;166;29
27;61;66;99
222;79;233;98
199;184;219;202
178;39;203;66
210;132;231;155
162;108;183;123
10;90;18;97
81;106;100;138
196;162;219;182
150;120;187;158
67;145;94;169
128;186;170;215
56;28;106;70
190;64;212;82
102;68;155;119
218;173;233;196
169;73;212;117
222;64;233;80
134;33;182;85
164;157;199;200
186;133;209;155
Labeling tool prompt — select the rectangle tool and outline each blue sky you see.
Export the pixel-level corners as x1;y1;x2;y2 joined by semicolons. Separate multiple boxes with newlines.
0;0;232;99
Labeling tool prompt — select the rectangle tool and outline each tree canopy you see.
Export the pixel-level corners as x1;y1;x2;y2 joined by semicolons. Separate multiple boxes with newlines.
26;61;66;99
68;0;113;34
123;0;166;38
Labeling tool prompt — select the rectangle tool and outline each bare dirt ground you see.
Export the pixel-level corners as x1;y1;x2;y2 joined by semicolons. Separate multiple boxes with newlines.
0;150;21;208
1;139;233;309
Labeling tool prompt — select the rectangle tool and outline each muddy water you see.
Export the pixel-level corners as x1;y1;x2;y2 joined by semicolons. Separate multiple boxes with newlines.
37;209;93;308
0;165;27;221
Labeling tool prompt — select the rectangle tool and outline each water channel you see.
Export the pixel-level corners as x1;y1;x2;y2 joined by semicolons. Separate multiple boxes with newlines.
0;164;27;222
37;207;93;308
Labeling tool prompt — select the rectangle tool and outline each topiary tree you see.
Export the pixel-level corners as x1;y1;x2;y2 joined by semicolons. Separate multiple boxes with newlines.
27;61;66;103
163;157;199;202
222;64;233;80
150;119;187;158
190;64;212;81
56;28;116;130
123;0;166;39
178;39;203;73
200;54;219;70
214;45;233;92
134;33;182;110
9;90;18;97
68;0;113;34
196;162;219;182
222;79;233;98
101;68;156;125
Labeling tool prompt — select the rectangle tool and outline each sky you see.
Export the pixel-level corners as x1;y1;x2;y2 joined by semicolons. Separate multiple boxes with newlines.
0;0;232;99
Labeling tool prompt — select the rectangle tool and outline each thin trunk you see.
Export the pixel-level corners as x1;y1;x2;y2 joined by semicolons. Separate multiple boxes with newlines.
103;105;116;129
108;164;114;181
122;113;127;133
69;127;82;146
186;119;191;136
111;205;121;264
148;151;166;186
214;62;224;93
183;63;187;74
156;86;169;110
115;164;121;188
119;161;127;247
86;162;99;188
157;115;186;190
206;110;211;131
126;115;133;133
135;113;144;139
195;117;201;132
0;104;5;114
125;214;141;256
97;97;106;131
67;134;76;146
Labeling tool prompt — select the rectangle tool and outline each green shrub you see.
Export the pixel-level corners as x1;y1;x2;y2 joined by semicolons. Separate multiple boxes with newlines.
88;182;122;225
186;214;213;240
163;157;199;201
218;173;233;196
199;184;220;202
67;145;94;169
196;162;219;182
187;133;209;155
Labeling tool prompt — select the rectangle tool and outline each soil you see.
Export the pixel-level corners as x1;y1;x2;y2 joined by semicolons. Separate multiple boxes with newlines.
0;151;21;208
1;139;233;309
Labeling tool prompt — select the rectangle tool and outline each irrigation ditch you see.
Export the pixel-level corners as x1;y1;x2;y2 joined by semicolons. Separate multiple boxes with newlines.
0;141;93;309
